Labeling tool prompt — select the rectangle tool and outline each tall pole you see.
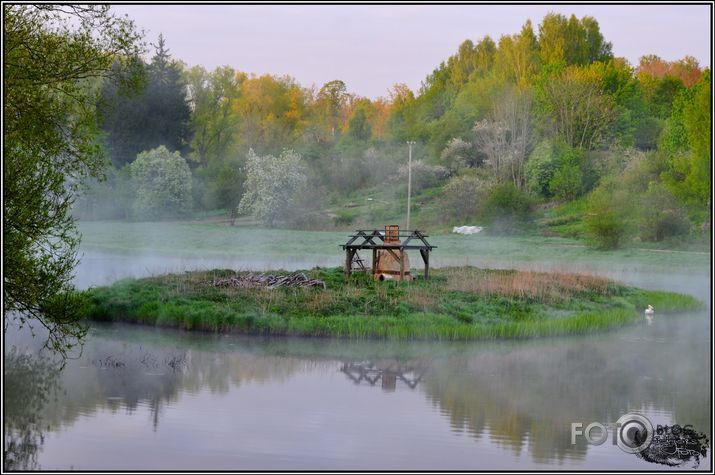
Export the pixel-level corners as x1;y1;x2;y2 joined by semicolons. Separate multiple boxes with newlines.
406;141;415;230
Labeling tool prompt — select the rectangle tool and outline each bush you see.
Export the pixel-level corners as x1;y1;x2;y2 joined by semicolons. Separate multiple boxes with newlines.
549;161;583;201
525;140;557;197
440;173;484;222
129;146;192;220
397;160;449;193
481;182;535;234
584;181;630;249
637;183;690;241
237;149;307;227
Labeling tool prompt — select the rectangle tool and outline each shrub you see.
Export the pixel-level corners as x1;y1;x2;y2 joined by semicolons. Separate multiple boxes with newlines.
129;146;192;220
549;161;583;201
481;182;535;234
584;181;630;249
397;160;449;193
237;149;308;227
525;140;557;197
441;173;484;222
637;183;690;241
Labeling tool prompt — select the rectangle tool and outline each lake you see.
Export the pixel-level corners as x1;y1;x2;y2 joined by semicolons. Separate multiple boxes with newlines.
4;244;711;470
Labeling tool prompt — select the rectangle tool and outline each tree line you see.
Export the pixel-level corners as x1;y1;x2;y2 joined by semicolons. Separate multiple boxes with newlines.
77;13;710;250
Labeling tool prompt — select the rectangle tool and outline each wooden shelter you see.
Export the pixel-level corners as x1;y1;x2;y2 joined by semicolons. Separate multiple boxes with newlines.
341;225;436;280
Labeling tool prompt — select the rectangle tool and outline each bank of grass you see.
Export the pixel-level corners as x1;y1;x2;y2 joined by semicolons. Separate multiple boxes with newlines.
77;267;701;340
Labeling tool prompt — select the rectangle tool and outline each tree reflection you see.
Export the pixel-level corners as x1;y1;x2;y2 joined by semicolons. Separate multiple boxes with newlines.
4;348;61;471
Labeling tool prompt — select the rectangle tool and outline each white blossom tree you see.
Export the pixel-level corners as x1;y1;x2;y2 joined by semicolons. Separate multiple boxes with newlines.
237;149;307;227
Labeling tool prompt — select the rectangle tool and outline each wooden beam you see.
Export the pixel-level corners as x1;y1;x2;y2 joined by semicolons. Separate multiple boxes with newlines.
399;249;405;281
372;248;377;276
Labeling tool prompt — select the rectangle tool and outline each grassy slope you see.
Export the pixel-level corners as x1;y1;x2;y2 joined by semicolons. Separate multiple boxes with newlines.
78;267;701;341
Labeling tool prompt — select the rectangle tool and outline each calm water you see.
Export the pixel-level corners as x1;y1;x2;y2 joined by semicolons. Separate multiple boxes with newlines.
4;248;711;470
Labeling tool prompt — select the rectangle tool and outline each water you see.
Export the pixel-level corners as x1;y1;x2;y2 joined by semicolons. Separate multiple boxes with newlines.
4;248;711;470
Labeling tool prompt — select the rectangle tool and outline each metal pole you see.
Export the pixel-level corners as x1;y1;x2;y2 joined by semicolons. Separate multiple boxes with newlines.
406;141;415;230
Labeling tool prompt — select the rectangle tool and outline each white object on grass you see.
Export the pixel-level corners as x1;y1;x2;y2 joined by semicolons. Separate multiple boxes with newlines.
452;226;483;235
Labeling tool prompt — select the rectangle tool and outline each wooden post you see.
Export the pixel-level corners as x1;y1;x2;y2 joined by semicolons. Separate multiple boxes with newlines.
345;248;353;277
399;249;405;281
372;248;377;277
420;249;430;280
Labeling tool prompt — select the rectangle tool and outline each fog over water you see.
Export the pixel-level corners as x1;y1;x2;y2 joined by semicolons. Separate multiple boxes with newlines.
5;236;711;471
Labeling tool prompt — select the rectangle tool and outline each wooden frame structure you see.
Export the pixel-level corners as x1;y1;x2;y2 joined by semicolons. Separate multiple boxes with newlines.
341;229;436;280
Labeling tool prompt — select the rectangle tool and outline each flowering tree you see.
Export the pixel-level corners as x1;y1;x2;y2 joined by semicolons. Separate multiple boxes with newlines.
129;146;192;219
237;149;307;227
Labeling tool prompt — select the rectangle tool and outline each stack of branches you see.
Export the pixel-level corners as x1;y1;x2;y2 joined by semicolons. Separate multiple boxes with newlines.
210;272;326;290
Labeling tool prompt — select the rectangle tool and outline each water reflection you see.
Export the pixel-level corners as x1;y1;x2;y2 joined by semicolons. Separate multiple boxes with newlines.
4;349;61;471
4;314;710;470
340;361;426;391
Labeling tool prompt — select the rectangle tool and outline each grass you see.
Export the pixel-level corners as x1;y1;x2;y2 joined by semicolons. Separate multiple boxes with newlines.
76;266;702;341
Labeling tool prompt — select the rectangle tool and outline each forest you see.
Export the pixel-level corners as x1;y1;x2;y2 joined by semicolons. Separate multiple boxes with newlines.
76;13;710;250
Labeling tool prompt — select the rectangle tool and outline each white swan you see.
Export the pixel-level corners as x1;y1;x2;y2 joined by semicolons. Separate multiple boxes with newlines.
645;305;654;315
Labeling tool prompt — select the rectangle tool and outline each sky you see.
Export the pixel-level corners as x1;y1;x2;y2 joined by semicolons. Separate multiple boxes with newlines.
113;4;712;99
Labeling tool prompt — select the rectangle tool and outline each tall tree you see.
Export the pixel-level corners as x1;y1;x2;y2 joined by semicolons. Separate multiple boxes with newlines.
99;34;190;166
4;5;142;352
186;65;243;166
538;67;617;149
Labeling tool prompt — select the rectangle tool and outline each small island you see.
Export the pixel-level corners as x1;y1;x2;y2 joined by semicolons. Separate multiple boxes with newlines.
78;266;701;340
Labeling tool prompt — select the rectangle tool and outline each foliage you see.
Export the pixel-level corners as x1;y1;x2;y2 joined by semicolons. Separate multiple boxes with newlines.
129;146;193;220
660;70;711;209
237;149;308;227
441;173;484;222
548;146;585;201
584;179;630;249
473;87;534;189
3;4;142;354
636;183;690;242
194;155;245;220
525;140;557;196
186;65;242;166
480;182;535;234
99;34;190;167
397;160;449;193
537;66;617;149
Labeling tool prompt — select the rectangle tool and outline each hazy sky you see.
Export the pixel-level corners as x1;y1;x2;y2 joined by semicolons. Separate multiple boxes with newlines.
114;4;711;99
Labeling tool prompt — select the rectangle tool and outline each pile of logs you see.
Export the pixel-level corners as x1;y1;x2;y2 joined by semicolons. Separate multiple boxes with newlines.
210;272;326;290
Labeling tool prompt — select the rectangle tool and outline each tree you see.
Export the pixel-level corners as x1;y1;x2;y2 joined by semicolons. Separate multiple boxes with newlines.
186;65;243;166
233;74;310;154
4;5;142;353
473;87;534;189
538;67;618;149
99;34;191;166
316;79;348;139
237;149;308;227
128;146;193;220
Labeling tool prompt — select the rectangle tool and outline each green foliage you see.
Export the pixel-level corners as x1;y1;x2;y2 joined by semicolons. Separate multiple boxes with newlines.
99;35;191;167
584;180;630;249
660;70;711;209
481;182;535;234
525;140;557;196
548;146;585;201
237;149;308;227
185;65;242;166
636;183;690;242
3;5;142;355
441;173;484;222
194;155;245;218
129;146;193;220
